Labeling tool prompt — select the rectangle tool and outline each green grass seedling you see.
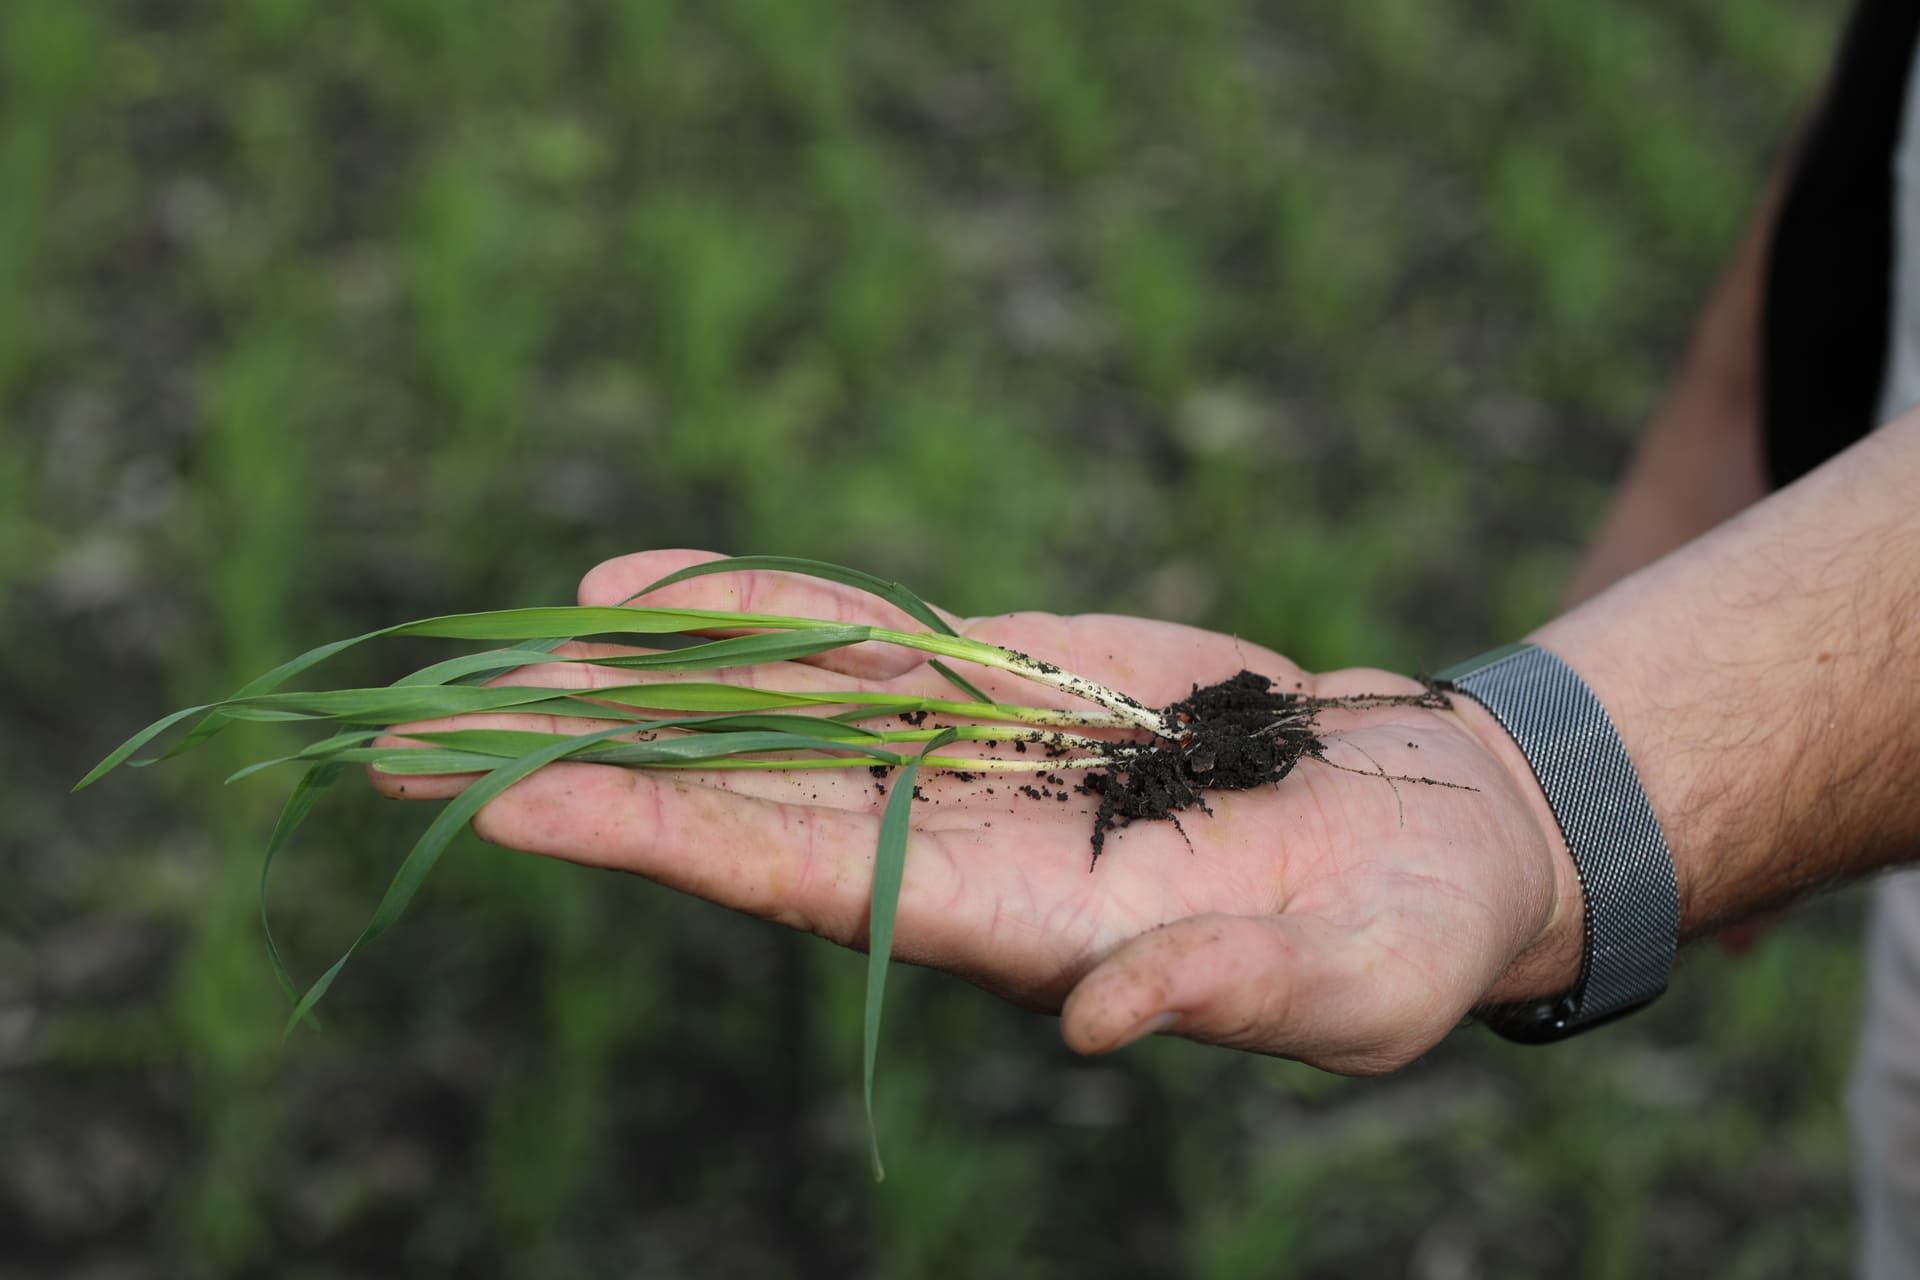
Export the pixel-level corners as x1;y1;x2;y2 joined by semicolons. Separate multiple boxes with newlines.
80;554;1452;1178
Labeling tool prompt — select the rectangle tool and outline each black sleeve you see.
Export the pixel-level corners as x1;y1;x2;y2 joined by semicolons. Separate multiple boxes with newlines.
1761;0;1920;488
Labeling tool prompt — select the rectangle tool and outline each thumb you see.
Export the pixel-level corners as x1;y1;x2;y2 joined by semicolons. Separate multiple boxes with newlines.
1058;913;1458;1076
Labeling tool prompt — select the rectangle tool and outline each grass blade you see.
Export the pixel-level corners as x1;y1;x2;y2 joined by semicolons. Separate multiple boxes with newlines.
925;662;992;706
628;555;994;703
394;647;575;688
74;702;218;790
633;554;957;634
390;629;885;690
282;708;924;1033
238;681;872;730
227;711;897;784
281;721;643;1034
226;685;642;722
669;714;883;739
445;637;569;687
574;683;854;713
364;725;900;767
352;748;520;774
83;626;885;786
259;761;343;1031
387;604;849;641
82;606;866;785
160;631;390;760
230;746;512;784
589;627;873;671
865;726;958;1182
580;731;902;768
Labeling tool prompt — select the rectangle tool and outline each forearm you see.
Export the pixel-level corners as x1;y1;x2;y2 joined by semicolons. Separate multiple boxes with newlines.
1535;412;1920;950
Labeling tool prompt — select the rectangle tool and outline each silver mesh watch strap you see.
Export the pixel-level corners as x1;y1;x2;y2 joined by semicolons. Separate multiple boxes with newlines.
1434;641;1680;1043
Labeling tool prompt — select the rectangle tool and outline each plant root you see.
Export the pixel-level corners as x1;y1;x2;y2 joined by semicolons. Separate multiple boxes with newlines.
1076;671;1470;866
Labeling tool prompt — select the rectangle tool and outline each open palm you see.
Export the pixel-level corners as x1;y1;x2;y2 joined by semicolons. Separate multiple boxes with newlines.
374;551;1578;1074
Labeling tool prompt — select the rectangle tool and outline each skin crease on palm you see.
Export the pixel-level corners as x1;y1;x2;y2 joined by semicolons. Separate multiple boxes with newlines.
370;549;1584;1077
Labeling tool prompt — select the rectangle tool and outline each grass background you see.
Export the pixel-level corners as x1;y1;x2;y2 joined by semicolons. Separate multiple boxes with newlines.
0;0;1864;1275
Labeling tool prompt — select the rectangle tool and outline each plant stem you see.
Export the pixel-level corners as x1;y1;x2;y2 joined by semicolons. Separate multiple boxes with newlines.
861;628;1175;737
646;753;1132;774
869;725;1119;754
829;694;1139;729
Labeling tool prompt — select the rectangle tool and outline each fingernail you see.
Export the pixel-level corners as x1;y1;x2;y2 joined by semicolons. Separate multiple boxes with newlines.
1116;1010;1180;1049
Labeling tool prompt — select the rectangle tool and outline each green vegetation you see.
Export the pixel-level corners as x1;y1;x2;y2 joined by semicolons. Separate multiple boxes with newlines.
80;552;1463;1181
6;0;1853;1274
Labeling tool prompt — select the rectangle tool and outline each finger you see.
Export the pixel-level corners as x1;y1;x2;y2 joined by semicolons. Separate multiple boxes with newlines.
461;760;976;960
579;550;960;680
579;549;967;629
366;718;911;813
1057;913;1461;1075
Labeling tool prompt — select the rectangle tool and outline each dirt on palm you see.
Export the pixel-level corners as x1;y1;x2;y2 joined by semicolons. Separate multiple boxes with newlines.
1078;671;1452;864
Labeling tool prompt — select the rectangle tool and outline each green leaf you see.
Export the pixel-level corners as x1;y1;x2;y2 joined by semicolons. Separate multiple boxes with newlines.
926;662;991;706
407;673;863;714
360;728;568;758
420;637;568;687
259;762;343;1031
243;681;866;730
356;748;522;775
229;685;639;723
368;724;897;767
281;720;645;1034
280;705;928;1034
74;702;217;790
386;604;846;641
159;630;391;761
230;746;503;782
865;726;958;1182
647;713;884;739
393;646;571;688
393;633;747;687
632;554;958;634
577;682;853;712
228;711;895;784
589;626;874;671
581;731;901;768
627;555;994;703
81;605;860;785
352;738;893;774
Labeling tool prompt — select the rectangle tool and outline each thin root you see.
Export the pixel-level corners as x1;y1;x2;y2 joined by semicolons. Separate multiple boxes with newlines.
1307;742;1478;829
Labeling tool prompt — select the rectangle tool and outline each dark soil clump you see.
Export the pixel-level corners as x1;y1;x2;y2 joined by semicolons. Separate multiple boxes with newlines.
1079;671;1449;866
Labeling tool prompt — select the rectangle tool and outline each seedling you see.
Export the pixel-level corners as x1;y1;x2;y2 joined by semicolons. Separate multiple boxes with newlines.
78;555;1457;1178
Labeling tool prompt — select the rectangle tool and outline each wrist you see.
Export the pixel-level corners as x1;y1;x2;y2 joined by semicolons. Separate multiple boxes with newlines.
1442;693;1586;1003
1529;603;1698;932
1529;415;1920;940
1435;642;1681;1039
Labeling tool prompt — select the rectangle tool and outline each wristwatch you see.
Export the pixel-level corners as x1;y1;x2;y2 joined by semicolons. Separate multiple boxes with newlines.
1433;641;1680;1043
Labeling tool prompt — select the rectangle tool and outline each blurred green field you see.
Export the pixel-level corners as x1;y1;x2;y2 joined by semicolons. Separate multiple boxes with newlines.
1;0;1859;1275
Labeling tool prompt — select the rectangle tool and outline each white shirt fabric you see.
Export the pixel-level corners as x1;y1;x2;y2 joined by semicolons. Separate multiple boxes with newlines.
1852;38;1920;1280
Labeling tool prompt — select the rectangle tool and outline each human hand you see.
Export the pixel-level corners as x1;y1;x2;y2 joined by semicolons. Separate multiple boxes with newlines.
371;550;1583;1075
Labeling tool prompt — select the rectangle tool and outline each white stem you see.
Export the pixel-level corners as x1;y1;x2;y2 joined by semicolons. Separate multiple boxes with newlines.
869;628;1177;737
